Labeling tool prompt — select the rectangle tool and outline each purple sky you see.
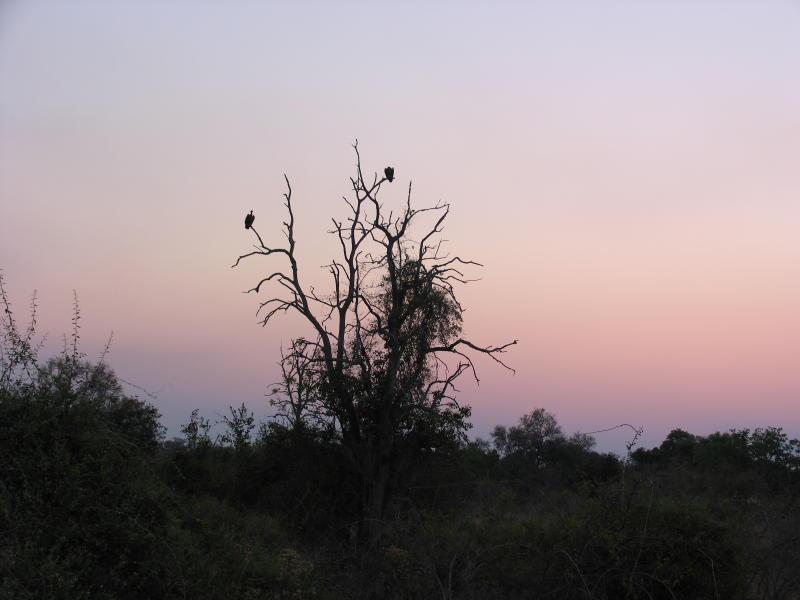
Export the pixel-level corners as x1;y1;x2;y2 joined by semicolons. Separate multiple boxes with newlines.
2;1;799;452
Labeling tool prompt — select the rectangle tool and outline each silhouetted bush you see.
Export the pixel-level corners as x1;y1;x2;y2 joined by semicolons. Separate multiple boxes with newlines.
0;355;172;598
0;281;315;599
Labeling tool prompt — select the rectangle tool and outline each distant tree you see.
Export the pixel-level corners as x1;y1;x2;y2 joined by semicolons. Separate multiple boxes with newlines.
221;402;256;451
492;408;564;466
233;143;516;538
181;408;213;449
568;431;597;452
749;426;800;467
660;428;698;456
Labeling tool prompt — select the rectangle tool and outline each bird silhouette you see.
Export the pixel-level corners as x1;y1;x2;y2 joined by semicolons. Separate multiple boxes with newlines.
384;167;394;182
244;210;255;229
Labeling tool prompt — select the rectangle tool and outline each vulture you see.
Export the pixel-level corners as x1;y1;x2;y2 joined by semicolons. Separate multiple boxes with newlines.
384;166;395;182
244;210;255;229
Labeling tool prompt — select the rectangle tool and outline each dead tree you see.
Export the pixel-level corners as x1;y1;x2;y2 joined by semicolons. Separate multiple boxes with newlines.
268;339;329;434
233;142;516;539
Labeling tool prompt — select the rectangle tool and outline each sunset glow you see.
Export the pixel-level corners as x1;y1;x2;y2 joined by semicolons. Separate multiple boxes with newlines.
2;1;799;451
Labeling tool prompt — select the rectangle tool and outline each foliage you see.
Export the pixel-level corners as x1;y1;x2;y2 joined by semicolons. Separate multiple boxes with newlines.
3;274;800;598
221;402;257;451
492;408;565;460
1;292;169;597
0;277;312;599
181;408;213;449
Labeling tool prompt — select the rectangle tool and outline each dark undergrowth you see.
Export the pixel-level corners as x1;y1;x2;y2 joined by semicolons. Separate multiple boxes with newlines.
2;282;799;599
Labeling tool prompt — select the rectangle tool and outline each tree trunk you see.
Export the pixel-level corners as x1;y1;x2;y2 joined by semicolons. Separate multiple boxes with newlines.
359;423;394;545
363;463;389;544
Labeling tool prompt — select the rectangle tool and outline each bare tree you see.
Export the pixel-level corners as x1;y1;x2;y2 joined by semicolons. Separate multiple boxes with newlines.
233;142;516;539
267;338;330;434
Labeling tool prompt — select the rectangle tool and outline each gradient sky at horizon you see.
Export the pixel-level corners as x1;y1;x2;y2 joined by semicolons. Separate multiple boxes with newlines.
2;1;799;452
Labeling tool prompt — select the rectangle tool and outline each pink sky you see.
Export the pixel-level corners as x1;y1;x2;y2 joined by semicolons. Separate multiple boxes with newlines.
1;1;799;452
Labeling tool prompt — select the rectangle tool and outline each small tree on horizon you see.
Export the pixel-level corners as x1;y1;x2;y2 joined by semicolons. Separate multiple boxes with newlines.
492;408;566;467
233;143;516;540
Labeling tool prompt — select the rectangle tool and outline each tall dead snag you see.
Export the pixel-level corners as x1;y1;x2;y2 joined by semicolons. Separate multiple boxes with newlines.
233;143;516;538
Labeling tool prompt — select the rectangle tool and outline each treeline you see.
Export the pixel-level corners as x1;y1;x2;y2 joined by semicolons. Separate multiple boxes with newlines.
3;352;800;598
2;273;799;599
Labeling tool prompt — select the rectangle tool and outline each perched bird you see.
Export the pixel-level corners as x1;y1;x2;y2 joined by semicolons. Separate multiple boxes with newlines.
384;166;394;182
244;210;255;229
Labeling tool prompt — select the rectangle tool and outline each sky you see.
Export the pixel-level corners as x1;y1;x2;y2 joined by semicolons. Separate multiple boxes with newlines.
1;1;799;453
